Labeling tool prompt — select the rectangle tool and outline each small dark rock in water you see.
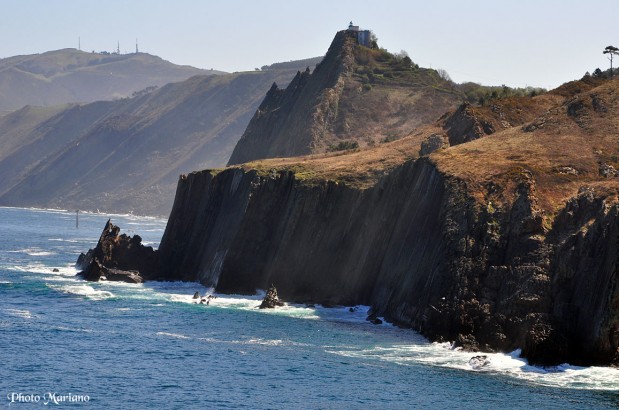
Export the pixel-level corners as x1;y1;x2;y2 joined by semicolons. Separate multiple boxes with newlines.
468;355;490;369
366;314;383;325
192;291;200;299
259;284;284;309
349;306;359;312
52;268;59;273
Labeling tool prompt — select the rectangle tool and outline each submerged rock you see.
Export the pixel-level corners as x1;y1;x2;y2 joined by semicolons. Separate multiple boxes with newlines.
468;355;490;369
366;314;383;325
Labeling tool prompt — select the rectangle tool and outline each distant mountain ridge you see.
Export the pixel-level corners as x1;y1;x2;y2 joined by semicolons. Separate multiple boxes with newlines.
0;48;223;112
0;58;322;216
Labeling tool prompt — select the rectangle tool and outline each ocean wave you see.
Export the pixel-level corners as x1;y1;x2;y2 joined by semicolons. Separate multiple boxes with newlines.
7;248;56;256
53;325;93;333
49;284;114;300
10;264;76;276
152;284;368;323
156;331;190;340
4;309;34;319
326;340;619;391
47;266;79;276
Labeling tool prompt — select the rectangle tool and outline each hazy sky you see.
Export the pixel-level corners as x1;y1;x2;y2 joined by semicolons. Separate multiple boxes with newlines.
2;0;618;89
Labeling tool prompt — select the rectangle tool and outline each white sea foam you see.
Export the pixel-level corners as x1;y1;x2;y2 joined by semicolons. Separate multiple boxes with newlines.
27;250;55;256
4;309;34;319
58;276;618;391
50;284;114;300
10;263;77;277
326;338;619;391
158;285;363;322
6;248;53;255
54;325;93;333
10;263;52;274
156;331;190;339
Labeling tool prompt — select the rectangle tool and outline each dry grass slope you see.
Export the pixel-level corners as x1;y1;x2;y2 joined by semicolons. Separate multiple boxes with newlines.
236;76;619;217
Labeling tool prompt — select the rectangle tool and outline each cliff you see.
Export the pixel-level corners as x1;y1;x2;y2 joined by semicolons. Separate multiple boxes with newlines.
228;30;462;165
86;74;619;366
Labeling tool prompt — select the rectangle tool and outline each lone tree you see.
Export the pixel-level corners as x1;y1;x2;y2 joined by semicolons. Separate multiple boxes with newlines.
603;45;619;77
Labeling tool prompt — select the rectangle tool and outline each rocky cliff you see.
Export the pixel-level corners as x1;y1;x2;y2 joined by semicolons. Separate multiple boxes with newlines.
95;148;617;366
228;30;462;165
80;68;619;366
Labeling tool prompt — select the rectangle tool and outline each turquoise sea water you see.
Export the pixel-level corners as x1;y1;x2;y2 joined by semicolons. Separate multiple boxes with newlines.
0;207;617;409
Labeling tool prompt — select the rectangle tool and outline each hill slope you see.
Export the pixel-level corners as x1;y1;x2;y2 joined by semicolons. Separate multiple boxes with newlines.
228;30;463;165
0;59;321;215
0;48;222;112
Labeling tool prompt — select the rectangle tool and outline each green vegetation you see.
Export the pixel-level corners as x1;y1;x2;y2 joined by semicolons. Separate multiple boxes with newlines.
457;82;546;106
327;140;360;152
352;46;422;87
352;44;545;106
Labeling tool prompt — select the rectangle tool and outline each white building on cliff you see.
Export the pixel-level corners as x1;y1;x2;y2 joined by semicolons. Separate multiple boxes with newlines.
347;21;372;47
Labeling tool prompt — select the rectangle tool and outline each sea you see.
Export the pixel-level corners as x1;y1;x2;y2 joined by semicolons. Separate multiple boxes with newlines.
0;206;617;409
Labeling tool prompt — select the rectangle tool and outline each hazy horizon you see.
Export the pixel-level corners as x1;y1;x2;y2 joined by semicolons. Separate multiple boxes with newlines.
2;0;618;89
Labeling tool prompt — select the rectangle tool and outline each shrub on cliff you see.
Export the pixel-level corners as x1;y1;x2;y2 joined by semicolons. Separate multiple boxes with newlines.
327;140;359;152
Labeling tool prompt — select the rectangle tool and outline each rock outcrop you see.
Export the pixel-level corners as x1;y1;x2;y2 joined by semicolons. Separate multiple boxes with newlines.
259;285;284;309
228;30;461;165
77;219;160;283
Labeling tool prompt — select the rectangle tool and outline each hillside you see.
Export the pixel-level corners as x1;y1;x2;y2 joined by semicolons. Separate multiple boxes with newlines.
0;59;321;216
0;48;222;112
89;74;619;366
227;30;463;165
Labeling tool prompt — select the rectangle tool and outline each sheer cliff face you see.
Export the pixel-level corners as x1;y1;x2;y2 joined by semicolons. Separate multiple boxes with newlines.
155;156;617;365
150;77;619;366
228;31;461;165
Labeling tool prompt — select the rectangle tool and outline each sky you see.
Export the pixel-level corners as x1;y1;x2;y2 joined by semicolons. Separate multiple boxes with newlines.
2;0;618;89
